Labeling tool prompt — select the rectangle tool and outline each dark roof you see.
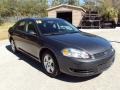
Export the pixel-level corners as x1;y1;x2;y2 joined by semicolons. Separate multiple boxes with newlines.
20;17;63;21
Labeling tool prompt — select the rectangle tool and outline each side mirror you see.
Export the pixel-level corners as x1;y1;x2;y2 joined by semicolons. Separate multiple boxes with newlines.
77;27;81;29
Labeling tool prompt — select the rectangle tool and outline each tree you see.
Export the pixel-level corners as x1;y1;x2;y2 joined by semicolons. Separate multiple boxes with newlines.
0;16;3;25
107;7;118;24
83;0;119;22
83;0;102;11
51;0;80;6
68;0;80;6
52;0;61;6
0;0;48;21
99;0;118;22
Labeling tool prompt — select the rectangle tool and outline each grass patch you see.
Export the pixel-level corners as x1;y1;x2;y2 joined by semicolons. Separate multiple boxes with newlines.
0;23;14;40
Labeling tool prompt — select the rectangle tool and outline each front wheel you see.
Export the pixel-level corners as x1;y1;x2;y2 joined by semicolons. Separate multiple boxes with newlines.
41;51;60;77
10;40;17;53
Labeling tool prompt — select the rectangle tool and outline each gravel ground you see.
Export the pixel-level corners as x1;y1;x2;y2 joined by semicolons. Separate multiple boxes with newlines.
0;30;120;90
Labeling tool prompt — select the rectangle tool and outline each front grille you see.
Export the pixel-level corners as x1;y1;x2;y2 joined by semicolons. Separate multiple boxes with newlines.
94;49;113;59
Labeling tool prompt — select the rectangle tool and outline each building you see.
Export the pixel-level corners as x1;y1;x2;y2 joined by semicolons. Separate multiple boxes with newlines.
47;4;86;27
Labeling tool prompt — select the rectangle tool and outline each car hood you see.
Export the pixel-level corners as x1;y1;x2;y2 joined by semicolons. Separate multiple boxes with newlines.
46;32;111;54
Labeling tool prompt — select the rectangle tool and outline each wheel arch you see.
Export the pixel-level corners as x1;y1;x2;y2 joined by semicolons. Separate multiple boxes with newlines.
39;47;61;77
39;48;57;62
9;37;13;42
39;48;60;70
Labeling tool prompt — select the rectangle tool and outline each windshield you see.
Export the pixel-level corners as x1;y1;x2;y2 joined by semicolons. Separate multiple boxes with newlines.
37;19;80;35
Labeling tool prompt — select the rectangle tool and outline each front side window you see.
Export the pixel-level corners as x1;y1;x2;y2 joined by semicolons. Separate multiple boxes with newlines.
37;19;79;35
26;21;36;34
16;21;26;31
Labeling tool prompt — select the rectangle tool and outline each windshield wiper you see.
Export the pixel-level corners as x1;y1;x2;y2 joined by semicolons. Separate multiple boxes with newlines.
44;32;66;36
44;31;80;36
67;32;80;34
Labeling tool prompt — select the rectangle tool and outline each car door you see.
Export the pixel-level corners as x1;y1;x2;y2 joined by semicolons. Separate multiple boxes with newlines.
13;20;28;50
23;20;41;59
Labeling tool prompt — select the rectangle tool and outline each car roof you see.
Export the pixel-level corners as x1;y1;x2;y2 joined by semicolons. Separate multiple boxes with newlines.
20;18;63;22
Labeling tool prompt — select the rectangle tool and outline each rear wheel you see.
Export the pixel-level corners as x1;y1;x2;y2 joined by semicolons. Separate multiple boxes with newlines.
10;40;17;53
41;51;60;77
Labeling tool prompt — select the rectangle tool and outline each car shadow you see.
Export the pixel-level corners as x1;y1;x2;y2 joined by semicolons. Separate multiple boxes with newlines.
6;45;100;83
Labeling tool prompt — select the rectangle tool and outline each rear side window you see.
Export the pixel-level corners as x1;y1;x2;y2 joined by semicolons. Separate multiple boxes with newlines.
15;21;26;31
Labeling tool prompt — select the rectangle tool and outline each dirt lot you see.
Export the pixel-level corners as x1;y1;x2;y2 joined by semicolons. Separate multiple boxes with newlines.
0;23;14;40
0;30;120;90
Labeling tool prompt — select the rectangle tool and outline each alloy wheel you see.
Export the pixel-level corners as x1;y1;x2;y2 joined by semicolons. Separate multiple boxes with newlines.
43;54;55;74
11;40;16;53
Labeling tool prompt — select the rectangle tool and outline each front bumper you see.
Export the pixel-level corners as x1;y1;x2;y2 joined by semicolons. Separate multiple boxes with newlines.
57;52;115;77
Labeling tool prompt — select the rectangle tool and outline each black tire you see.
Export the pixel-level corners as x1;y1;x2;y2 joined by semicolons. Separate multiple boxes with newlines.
41;51;60;77
10;39;18;53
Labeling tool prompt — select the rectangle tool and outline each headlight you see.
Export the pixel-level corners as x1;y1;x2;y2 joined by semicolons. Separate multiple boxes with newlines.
62;48;90;59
